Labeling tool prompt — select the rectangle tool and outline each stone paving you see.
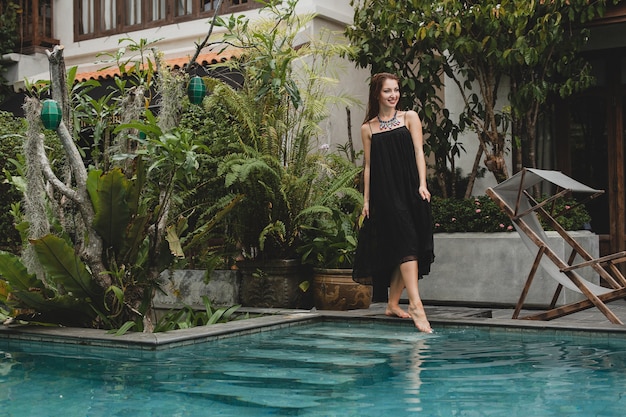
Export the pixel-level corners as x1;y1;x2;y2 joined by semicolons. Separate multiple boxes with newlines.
355;300;626;334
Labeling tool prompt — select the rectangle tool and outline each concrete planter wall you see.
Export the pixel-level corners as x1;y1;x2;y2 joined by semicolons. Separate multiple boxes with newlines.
154;269;241;308
419;231;600;308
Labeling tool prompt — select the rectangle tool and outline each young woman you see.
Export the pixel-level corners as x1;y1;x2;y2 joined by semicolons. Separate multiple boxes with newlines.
353;72;435;333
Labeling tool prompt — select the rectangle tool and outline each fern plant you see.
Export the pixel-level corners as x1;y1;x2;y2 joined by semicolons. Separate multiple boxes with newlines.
204;0;356;260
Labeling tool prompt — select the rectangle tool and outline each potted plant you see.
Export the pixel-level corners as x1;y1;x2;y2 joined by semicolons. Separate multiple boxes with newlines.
297;153;372;310
200;0;355;308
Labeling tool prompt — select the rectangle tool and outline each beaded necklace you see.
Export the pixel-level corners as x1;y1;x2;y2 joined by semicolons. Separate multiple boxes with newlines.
377;110;400;130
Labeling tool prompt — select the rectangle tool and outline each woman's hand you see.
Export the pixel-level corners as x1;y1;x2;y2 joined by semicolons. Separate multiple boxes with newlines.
419;185;431;202
361;201;370;218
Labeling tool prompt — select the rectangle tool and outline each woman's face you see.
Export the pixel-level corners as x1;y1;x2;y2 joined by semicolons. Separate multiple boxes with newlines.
378;78;400;110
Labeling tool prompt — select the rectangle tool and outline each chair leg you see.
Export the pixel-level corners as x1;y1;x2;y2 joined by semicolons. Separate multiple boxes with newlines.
513;246;546;319
608;262;626;288
550;284;563;309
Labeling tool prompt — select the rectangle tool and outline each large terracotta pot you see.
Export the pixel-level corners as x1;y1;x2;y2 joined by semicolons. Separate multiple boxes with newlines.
239;259;312;308
312;268;372;310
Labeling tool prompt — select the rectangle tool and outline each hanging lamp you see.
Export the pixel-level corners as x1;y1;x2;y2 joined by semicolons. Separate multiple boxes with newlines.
40;99;62;130
187;76;206;105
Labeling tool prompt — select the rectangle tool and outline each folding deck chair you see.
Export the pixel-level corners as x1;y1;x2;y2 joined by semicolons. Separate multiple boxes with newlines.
485;168;626;324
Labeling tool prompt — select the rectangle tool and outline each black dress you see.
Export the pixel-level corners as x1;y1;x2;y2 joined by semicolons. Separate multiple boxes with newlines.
352;126;435;302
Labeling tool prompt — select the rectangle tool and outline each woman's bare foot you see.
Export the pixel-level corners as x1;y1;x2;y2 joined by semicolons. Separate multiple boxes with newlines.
385;305;411;319
408;305;432;333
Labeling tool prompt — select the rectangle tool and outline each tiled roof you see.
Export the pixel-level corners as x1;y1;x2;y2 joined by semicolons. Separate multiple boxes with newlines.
74;51;239;82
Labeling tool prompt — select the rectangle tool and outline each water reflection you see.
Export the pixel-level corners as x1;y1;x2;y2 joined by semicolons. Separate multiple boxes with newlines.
0;351;16;377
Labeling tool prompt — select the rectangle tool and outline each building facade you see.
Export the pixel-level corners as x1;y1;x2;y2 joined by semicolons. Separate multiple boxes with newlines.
2;0;369;150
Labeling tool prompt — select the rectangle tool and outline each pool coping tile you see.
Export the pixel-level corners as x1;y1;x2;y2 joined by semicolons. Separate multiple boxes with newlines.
4;301;626;349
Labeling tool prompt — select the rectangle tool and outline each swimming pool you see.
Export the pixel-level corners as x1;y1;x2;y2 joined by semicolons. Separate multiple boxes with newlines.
1;320;626;416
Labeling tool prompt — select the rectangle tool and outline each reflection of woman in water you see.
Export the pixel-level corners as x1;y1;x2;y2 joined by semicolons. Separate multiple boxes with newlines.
353;72;435;333
0;352;16;377
404;339;427;407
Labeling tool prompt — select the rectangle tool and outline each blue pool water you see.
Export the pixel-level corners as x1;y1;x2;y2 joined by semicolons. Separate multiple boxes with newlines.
1;321;626;416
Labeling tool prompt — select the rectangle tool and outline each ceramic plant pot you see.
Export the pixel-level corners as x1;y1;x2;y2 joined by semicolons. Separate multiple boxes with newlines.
312;268;372;310
239;259;312;308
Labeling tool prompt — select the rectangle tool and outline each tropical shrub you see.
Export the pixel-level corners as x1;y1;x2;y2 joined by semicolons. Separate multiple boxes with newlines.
206;0;355;261
431;195;591;233
152;296;246;333
0;40;238;332
297;152;363;269
0;111;26;253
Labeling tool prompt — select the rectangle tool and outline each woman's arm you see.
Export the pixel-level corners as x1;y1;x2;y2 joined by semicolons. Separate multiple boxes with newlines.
360;122;372;217
405;110;431;202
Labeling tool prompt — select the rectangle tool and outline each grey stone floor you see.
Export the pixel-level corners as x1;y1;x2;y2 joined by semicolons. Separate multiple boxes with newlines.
359;300;626;334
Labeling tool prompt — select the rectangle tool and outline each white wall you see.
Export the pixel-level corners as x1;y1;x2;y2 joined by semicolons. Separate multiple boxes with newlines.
52;1;238;71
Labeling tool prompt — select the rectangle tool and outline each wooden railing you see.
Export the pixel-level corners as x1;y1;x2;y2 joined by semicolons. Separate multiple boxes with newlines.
11;0;60;54
74;0;263;42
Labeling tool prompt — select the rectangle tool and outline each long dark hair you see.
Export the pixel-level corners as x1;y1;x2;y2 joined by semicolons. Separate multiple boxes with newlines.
363;72;400;124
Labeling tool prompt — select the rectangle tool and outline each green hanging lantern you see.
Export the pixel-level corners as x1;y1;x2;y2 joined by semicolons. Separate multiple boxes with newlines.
187;76;206;105
40;99;62;130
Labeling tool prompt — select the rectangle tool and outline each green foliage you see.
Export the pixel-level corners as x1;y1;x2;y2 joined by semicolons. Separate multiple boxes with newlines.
0;1;19;102
0;249;101;327
538;196;592;232
432;196;514;233
0;1;18;52
208;0;356;260
153;296;245;332
176;99;249;269
0;111;25;252
31;235;103;300
346;0;615;191
432;195;591;233
297;153;363;269
0;39;238;331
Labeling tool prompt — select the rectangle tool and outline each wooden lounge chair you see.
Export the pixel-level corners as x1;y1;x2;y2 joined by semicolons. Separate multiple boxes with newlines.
485;168;626;324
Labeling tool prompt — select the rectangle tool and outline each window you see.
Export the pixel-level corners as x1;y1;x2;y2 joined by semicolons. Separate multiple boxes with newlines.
101;0;116;31
78;0;95;36
176;0;193;17
202;0;213;12
125;0;142;26
150;0;166;22
75;0;261;41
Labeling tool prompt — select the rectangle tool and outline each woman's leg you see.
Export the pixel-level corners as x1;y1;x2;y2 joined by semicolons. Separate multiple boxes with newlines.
385;266;410;318
399;260;432;333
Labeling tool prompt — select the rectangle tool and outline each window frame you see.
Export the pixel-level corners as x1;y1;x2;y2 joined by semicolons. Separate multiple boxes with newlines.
74;0;261;41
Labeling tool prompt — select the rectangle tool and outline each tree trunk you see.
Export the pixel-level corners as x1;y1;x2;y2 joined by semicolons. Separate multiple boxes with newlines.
464;142;484;198
46;45;111;289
